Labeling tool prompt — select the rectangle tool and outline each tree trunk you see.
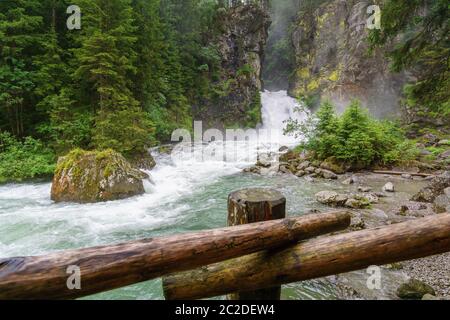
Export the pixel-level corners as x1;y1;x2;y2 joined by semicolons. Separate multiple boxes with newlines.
373;170;433;177
227;188;285;300
0;211;350;300
163;213;450;300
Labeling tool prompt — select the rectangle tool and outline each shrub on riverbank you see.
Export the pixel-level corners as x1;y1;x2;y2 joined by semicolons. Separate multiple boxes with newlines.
285;100;419;169
0;132;56;183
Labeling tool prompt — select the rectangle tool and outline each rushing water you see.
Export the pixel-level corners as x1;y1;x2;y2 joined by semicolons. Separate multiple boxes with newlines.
0;91;344;300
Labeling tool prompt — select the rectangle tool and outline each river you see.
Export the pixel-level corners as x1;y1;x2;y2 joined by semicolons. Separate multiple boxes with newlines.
0;91;346;300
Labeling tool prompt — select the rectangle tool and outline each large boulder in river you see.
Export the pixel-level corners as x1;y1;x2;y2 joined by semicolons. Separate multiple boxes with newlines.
412;171;450;203
51;149;149;203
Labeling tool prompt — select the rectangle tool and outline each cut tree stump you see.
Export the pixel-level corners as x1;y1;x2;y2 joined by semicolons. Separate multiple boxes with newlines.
162;213;450;300
227;188;286;300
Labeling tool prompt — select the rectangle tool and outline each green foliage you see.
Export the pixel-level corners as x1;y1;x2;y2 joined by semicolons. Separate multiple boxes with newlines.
286;100;419;168
0;131;56;183
93;108;155;157
0;0;227;173
71;0;155;155
0;0;43;137
236;64;254;77
246;92;263;128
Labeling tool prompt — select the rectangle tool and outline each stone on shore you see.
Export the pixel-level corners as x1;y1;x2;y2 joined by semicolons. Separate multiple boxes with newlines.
433;194;450;213
396;279;436;300
320;157;347;174
318;169;338;180
412;171;450;203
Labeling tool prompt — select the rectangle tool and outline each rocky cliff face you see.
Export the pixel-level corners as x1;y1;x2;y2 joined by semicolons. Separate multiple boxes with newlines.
194;4;271;129
289;0;415;118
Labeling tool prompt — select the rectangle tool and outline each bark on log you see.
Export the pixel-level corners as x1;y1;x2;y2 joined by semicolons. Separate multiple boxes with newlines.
227;188;285;300
373;170;433;177
0;211;350;300
163;213;450;300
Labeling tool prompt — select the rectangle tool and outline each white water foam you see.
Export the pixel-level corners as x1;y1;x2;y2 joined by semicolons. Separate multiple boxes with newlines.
0;91;306;257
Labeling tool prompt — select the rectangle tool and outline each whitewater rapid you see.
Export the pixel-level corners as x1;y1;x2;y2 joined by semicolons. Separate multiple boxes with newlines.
0;91;306;258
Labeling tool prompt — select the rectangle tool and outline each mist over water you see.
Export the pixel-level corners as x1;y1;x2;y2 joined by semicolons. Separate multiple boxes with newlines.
263;0;300;90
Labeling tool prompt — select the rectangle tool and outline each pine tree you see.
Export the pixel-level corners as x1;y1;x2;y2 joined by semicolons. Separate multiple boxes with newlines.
132;0;190;140
74;0;154;156
0;0;43;137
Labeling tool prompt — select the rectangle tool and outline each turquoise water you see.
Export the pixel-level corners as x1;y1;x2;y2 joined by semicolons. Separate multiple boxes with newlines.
0;164;345;300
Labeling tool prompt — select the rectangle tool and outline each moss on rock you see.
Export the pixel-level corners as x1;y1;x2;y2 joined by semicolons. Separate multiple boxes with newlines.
51;149;149;203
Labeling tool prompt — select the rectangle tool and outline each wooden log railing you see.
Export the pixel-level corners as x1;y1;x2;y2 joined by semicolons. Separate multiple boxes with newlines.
0;211;350;300
163;213;450;300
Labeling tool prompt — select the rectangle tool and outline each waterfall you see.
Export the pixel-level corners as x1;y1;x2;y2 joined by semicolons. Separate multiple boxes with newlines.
260;90;306;146
0;90;306;259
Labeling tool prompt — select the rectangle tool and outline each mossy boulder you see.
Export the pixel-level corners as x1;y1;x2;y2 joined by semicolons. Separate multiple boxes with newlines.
396;279;436;300
51;149;149;203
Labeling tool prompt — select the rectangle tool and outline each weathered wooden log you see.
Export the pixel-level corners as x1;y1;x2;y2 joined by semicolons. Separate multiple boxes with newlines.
163;213;450;300
373;170;433;177
227;188;285;300
0;211;350;300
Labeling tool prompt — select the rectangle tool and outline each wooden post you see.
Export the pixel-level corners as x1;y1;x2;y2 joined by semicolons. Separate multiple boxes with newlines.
163;213;450;300
0;211;350;300
227;188;286;300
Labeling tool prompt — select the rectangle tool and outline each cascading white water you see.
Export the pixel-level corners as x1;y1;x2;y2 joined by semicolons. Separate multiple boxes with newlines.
261;90;304;132
0;91;305;258
260;90;306;146
0;90;305;258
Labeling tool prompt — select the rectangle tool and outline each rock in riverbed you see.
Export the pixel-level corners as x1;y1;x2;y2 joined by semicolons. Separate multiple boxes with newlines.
51;149;149;203
342;176;357;185
315;191;378;209
315;191;341;206
383;182;395;192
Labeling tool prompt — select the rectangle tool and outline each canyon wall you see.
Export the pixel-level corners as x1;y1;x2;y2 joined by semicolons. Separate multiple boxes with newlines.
288;0;416;118
193;4;271;129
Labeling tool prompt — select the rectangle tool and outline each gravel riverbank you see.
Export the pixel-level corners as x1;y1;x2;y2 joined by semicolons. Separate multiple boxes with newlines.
402;253;450;298
311;172;450;300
